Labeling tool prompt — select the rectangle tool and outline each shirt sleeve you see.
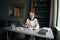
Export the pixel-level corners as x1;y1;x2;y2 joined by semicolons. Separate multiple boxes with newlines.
25;19;30;27
35;19;40;29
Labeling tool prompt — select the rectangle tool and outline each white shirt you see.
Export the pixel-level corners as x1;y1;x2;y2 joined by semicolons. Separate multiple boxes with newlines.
25;18;40;29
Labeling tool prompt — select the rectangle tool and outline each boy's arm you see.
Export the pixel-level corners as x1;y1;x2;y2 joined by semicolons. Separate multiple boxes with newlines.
25;19;32;28
33;19;40;30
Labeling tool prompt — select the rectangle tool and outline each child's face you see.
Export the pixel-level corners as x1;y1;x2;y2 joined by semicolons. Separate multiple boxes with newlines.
29;12;35;19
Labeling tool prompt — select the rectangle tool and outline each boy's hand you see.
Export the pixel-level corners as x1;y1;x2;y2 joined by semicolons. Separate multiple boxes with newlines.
27;26;32;28
33;27;37;30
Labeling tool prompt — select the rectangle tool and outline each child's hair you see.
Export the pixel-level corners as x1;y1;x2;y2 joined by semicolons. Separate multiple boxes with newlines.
30;8;35;13
29;11;35;15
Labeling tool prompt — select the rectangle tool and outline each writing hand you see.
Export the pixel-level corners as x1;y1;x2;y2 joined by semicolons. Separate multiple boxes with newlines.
33;27;37;30
27;26;32;28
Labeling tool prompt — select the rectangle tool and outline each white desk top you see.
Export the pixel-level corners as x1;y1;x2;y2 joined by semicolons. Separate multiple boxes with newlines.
4;27;54;39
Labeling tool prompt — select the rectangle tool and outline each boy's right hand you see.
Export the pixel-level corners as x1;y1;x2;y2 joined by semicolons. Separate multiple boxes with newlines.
27;26;32;28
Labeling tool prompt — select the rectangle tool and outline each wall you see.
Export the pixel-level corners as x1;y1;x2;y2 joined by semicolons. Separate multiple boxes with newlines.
56;0;60;40
57;0;60;27
0;0;9;19
49;0;54;27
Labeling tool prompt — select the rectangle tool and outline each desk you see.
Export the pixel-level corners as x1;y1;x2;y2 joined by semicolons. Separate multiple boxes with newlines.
4;27;54;40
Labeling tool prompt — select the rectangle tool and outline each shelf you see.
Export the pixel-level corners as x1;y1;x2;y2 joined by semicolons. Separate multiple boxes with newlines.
11;0;25;4
38;20;49;22
35;16;49;19
33;1;50;4
35;0;50;2
37;18;49;22
33;5;49;8
35;11;48;12
39;22;49;24
34;8;49;11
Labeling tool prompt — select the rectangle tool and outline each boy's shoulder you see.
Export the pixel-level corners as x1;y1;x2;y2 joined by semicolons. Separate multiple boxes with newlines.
34;18;38;20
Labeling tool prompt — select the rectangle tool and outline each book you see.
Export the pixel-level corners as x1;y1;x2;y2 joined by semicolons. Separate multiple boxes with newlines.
38;29;48;35
14;8;19;17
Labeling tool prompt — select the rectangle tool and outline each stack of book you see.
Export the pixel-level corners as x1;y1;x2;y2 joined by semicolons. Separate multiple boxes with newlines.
14;8;19;17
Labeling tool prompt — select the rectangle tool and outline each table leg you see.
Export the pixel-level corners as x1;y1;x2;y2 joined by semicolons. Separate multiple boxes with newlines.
7;31;9;40
33;37;35;40
46;38;51;40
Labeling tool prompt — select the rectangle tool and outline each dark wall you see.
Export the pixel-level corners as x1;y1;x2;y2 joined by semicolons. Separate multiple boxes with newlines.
0;0;9;19
0;0;9;40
